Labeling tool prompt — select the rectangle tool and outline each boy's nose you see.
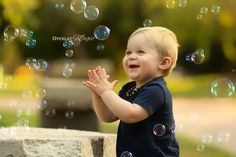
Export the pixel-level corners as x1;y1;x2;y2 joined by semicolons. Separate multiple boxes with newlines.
128;53;137;59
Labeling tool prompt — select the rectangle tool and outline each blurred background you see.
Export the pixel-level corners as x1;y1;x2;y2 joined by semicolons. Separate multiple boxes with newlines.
0;0;236;156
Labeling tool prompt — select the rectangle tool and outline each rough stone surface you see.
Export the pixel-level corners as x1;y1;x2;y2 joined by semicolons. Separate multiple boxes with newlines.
0;127;116;157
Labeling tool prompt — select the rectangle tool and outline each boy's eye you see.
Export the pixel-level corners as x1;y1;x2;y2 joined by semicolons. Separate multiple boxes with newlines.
126;51;132;55
137;50;145;54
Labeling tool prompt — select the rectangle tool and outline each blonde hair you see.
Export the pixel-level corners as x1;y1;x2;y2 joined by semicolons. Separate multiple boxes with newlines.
128;26;179;76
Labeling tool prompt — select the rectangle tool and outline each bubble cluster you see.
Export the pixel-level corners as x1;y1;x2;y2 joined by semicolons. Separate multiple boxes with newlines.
94;25;111;41
197;5;221;20
143;19;152;27
217;131;231;143
153;123;166;136
211;5;221;14
201;133;213;144
121;151;133;157
210;77;235;97
185;48;205;64
84;5;99;20
36;88;47;99
25;57;48;71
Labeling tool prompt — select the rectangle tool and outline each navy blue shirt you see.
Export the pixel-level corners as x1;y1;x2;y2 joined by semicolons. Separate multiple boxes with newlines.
117;77;179;157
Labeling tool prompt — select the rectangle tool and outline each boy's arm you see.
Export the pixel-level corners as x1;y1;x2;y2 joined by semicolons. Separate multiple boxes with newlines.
100;90;149;123
85;66;149;123
92;93;119;122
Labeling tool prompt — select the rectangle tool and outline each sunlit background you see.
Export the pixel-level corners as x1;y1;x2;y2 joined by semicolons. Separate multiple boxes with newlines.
0;0;236;156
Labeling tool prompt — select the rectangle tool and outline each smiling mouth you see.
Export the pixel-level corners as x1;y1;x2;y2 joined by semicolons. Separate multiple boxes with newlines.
128;64;140;69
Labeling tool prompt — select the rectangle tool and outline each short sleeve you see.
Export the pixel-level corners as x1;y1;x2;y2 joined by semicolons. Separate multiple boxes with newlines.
133;85;165;115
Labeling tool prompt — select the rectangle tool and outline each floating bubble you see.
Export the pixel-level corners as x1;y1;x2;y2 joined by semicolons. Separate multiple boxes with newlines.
210;77;235;97
70;0;87;14
178;0;187;8
26;108;32;117
45;108;56;117
16;108;23;117
9;100;17;108
200;7;208;14
63;40;74;49
232;69;236;73
36;88;46;99
121;151;133;157
65;110;75;119
217;131;231;143
25;38;37;48
62;66;73;77
67;100;76;108
22;90;32;98
94;25;111;41
185;53;192;62
153;123;166;136
96;43;105;51
196;14;203;20
84;5;99;20
65;49;74;57
72;39;80;46
4;75;12;82
55;0;65;9
38;99;47;110
0;114;2;121
196;143;205;152
201;133;213;144
19;28;33;39
211;5;220;14
3;25;19;41
166;0;175;9
0;82;7;89
35;59;48;71
25;57;37;70
191;48;205;64
143;19;152;27
170;123;176;133
17;117;29;127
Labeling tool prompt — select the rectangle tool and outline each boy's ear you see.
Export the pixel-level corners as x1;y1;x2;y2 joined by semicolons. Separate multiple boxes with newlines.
158;57;172;70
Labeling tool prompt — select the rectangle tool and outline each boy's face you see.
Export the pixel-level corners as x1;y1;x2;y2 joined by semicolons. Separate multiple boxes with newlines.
123;32;162;86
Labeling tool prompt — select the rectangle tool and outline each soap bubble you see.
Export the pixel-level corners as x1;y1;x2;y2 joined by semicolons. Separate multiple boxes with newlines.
3;25;19;41
217;131;231;143
211;5;220;14
94;25;110;41
65;49;74;57
196;143;205;152
178;0;187;8
22;90;32;98
84;5;99;20
201;133;214;144
36;88;46;99
185;53;192;62
55;0;65;9
38;99;47;110
191;48;205;64
196;14;203;20
25;57;37;70
166;0;175;9
121;151;133;157
35;59;48;71
62;66;73;77
70;0;87;14
65;110;75;119
143;19;152;27
153;123;166;136
63;40;74;49
19;28;33;39
45;108;56;117
96;43;105;51
200;7;208;14
211;77;235;97
25;38;37;48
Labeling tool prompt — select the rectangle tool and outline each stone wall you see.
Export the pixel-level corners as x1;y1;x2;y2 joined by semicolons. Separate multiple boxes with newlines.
0;127;116;157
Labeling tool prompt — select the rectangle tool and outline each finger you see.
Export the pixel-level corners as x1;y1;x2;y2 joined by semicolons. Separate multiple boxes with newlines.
102;68;108;79
96;66;103;80
112;80;119;88
92;70;100;82
88;70;93;81
85;81;98;89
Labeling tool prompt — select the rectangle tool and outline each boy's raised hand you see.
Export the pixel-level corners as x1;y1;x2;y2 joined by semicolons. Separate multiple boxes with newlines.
83;66;118;96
